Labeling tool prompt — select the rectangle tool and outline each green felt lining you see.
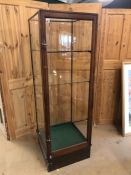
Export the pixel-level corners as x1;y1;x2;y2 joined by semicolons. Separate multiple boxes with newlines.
51;122;86;152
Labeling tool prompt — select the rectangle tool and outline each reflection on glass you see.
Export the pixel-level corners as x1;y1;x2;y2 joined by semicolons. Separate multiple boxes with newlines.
59;33;71;51
47;52;91;85
46;18;72;52
46;18;92;52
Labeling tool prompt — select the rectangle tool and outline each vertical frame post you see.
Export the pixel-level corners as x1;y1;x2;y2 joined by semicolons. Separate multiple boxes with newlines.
87;16;98;145
39;10;52;161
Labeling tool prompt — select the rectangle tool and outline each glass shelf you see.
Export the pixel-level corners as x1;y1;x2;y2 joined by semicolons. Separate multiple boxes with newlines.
31;49;92;53
47;50;92;53
49;80;90;86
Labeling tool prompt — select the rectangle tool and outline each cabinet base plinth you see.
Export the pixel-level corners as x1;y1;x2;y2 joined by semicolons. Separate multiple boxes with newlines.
48;147;90;171
37;129;91;171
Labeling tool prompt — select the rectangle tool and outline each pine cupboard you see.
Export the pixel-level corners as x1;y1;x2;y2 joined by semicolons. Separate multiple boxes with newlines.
98;9;131;125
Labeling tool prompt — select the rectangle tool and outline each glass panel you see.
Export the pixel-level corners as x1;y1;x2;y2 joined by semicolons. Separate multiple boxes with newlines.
47;52;71;85
49;84;71;126
72;82;89;139
47;52;91;85
29;14;40;51
46;18;72;52
72;82;89;121
73;52;91;82
73;20;92;51
32;52;46;144
29;16;46;149
47;51;71;126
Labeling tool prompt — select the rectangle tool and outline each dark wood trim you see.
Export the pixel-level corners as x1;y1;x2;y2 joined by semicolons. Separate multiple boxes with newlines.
39;10;52;161
46;20;77;23
40;10;97;21
71;21;73;122
52;142;88;157
28;11;39;21
48;145;90;171
47;50;92;53
87;17;98;145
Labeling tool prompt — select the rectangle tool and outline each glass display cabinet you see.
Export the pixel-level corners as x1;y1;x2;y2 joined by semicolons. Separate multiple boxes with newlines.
29;10;98;171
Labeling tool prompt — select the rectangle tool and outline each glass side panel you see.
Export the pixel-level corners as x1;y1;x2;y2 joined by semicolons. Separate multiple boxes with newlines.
47;52;71;125
32;53;46;145
29;16;46;150
72;51;90;134
72;82;89;122
49;84;71;126
29;17;40;51
73;52;91;82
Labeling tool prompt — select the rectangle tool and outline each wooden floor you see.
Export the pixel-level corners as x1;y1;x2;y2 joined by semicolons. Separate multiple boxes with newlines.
0;125;131;175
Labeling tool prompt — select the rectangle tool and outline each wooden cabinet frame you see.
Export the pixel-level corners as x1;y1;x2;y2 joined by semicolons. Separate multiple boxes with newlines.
29;10;98;171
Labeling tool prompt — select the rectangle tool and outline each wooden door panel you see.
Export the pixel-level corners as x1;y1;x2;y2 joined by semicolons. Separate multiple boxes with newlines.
100;70;121;124
120;15;131;60
1;5;24;79
103;14;124;60
10;86;35;137
11;88;27;130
